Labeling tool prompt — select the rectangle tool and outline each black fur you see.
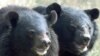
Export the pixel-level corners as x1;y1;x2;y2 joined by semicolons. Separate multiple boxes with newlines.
33;3;99;56
0;6;58;56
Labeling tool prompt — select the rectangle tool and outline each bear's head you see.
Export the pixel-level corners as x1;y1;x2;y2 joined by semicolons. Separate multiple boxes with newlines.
1;6;58;56
46;3;99;55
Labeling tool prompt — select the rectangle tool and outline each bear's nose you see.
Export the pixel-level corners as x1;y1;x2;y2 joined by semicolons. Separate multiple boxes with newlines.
41;33;51;47
82;31;91;42
42;40;51;47
83;36;90;42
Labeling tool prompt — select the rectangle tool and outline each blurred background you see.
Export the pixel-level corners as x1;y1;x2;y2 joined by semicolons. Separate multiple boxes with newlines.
0;0;100;56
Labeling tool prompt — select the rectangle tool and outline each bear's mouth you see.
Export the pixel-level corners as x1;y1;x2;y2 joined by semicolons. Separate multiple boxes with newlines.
73;42;88;53
34;45;50;55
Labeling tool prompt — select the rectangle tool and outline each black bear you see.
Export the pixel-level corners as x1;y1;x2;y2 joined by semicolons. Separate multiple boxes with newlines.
0;6;59;56
33;3;99;56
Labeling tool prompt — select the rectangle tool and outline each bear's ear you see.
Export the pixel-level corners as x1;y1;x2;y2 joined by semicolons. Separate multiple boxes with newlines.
6;11;19;28
84;8;99;21
45;10;57;26
46;3;62;17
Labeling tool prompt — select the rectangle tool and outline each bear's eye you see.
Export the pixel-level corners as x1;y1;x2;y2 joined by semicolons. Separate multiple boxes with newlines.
89;27;91;30
28;30;36;38
89;27;92;33
4;25;10;30
68;25;76;32
46;32;49;36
